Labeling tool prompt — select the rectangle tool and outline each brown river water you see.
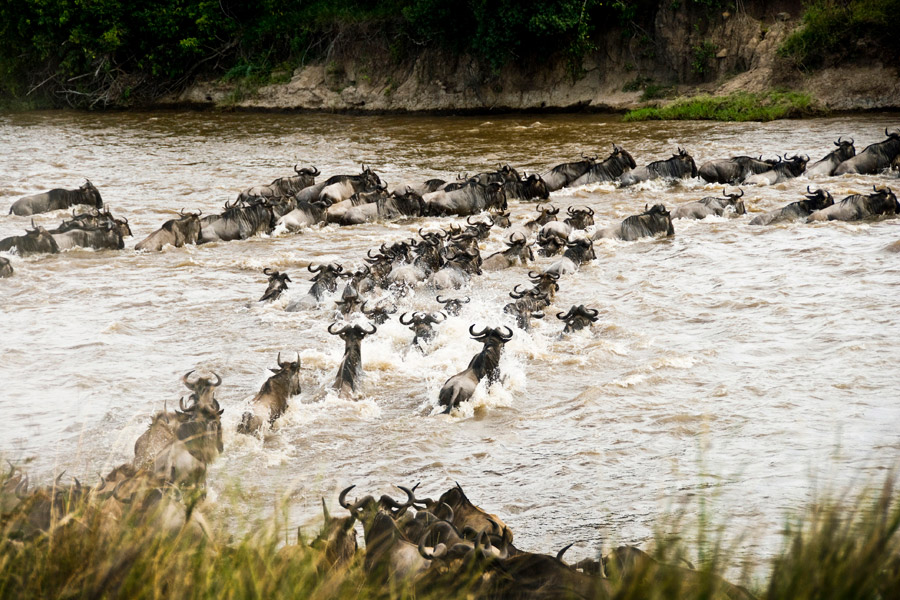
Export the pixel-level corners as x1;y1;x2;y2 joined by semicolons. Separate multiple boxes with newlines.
1;110;899;575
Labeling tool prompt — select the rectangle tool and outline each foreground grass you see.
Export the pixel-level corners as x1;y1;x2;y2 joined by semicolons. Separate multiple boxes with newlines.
623;92;825;123
2;478;900;599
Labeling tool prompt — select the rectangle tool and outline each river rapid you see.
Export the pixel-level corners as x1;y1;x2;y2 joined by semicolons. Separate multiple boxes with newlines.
1;110;899;575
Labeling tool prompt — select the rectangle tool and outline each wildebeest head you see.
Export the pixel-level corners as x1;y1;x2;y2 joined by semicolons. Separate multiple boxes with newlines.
338;484;415;535
563;236;596;265
335;287;363;316
465;215;494;240
675;147;698;178
260;267;291;302
19;222;60;256
311;496;358;569
536;231;564;257
485;182;507;211
390;187;426;217
170;209;203;243
271;352;302;397
181;370;222;412
308;263;346;295
557;305;600;334
503;232;535;263
526;204;559;229
413;482;512;544
80;179;103;209
833;137;856;162
400;311;446;346
779;153;810;177
380;239;416;264
361;299;397;325
527;270;561;299
804;186;835;211
612;143;638;170
638;203;675;237
361;165;382;190
436;295;470;317
870;185;900;213
295;165;320;177
522;172;550;200
445;247;483;276
706;187;746;215
491;210;512;228
565;206;595;229
175;394;224;463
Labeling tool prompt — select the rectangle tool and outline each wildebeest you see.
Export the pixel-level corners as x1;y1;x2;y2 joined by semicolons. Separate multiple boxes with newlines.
482;232;534;271
522;204;559;233
743;154;809;185
362;299;398;324
51;207;131;239
329;322;377;398
806;138;856;177
423;181;506;217
749;187;834;225
807;186;899;222
542;154;598;191
505;284;550;332
593;204;674;241
50;222;125;251
310;496;359;570
320;166;384;205
429;247;482;290
671;188;746;220
276;199;329;232
540;206;594;241
134;209;202;251
0;257;12;278
834;129;900;175
536;231;565;257
438;325;513;413
339;187;426;225
260;268;291;302
544;236;596;277
436;295;470;317
326;184;389;223
9;180;103;216
570;145;638;186
237;353;302;435
503;172;551;201
619;147;697;187
400;312;446;349
410;482;513;545
237;165;319;201
698;155;780;184
285;263;346;311
0;222;60;256
557;305;600;334
199;198;273;243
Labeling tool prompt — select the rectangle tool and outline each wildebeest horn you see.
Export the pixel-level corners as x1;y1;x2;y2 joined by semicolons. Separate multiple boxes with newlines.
328;322;349;335
181;370;196;388
210;373;221;387
469;325;488;338
338;485;356;509
557;542;575;562
508;232;526;245
399;312;414;325
15;474;28;499
498;326;513;341
848;137;854;145
834;137;842;146
263;267;274;275
586;308;600;318
362;322;377;335
557;307;574;320
436;296;449;304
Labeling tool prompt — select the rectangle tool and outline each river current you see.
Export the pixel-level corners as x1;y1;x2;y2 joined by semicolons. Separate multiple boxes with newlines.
1;110;898;575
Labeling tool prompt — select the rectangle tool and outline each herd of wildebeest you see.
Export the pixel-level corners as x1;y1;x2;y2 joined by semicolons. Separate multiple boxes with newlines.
1;126;899;598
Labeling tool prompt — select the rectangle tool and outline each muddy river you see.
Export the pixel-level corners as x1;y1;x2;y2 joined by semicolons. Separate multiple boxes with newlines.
1;110;898;575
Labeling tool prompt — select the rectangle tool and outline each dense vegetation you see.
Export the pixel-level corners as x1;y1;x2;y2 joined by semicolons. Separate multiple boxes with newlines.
2;475;900;599
623;92;824;122
777;0;900;69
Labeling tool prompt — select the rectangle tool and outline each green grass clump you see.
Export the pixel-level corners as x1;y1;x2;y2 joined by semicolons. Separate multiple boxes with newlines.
779;0;900;69
623;91;824;122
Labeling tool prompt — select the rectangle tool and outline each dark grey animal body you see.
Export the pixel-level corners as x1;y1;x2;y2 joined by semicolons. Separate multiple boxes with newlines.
277;200;329;231
200;199;272;243
423;181;506;217
542;155;598;191
835;129;900;175
339;188;426;225
806;138;856;177
502;173;550;201
557;305;600;335
594;204;674;241
135;210;202;251
0;223;60;256
749;188;834;225
400;311;446;349
807;186;899;222
51;224;124;251
438;326;513;413
618;148;697;187
544;236;596;277
237;353;302;434
743;154;809;185
570;145;637;186
9;180;102;216
260;268;291;302
671;189;746;220
329;322;377;398
482;233;534;271
0;256;12;278
238;165;318;201
698;156;779;184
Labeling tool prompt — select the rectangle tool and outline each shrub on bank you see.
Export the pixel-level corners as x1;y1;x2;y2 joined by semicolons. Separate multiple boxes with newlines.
623;91;824;122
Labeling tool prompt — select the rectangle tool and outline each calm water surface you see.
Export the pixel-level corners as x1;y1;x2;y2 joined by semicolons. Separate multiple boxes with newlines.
1;110;899;575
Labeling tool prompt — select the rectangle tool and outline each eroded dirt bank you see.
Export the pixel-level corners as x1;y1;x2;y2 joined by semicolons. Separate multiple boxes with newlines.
163;2;900;113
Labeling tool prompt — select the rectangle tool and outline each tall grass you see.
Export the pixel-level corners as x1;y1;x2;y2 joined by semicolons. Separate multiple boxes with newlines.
2;476;900;598
623;92;825;122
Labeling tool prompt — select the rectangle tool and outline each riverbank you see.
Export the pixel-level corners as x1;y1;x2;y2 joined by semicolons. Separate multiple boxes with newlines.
156;5;900;116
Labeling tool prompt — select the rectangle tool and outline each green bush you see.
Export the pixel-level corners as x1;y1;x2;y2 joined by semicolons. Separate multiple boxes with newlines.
778;0;900;69
623;91;824;122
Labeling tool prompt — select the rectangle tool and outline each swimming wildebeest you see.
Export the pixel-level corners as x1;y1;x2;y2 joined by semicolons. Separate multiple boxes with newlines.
806;137;856;177
671;188;746;220
438;325;513;413
834;128;900;175
807;186;899;222
743;154;809;186
237;353;302;434
749;187;834;226
593;204;674;241
618;147;697;187
260;268;291;302
0;257;12;278
134;209;202;251
237;165;319;201
0;222;60;256
557;305;600;334
9;180;103;216
329;322;377;398
570;145;637;186
698;155;780;184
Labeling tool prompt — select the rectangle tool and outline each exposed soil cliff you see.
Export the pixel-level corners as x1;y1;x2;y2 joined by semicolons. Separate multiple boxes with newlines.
164;3;900;113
